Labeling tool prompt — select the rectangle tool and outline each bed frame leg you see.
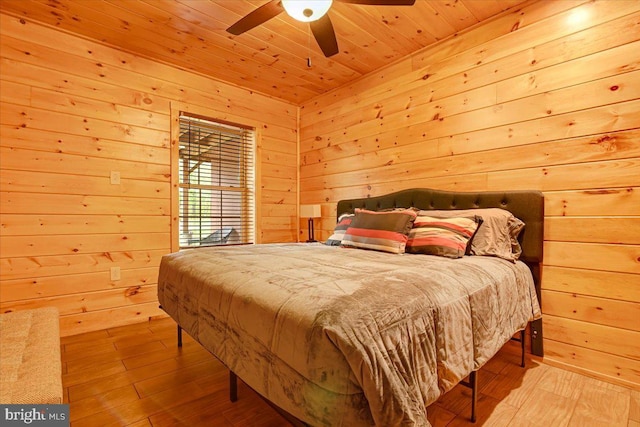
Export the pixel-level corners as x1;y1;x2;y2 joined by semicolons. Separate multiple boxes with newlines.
520;329;526;368
470;370;478;423
530;318;544;357
177;325;182;348
511;328;526;368
229;371;238;402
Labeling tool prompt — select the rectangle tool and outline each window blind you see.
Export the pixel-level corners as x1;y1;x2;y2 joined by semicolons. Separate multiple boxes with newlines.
178;114;255;248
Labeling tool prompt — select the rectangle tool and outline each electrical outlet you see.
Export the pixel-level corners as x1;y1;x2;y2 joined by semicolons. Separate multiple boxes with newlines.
110;171;121;185
110;266;121;281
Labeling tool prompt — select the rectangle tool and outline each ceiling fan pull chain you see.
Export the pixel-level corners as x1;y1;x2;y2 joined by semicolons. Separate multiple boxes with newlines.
307;24;312;68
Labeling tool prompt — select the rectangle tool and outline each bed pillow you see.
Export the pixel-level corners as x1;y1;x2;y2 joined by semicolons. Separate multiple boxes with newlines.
406;215;481;258
418;208;524;261
325;213;354;246
508;216;525;260
340;208;417;254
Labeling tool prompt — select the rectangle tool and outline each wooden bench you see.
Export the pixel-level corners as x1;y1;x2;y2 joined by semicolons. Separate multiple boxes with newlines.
0;307;63;404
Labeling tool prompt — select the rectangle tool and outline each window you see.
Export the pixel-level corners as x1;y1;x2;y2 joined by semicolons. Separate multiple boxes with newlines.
178;114;255;248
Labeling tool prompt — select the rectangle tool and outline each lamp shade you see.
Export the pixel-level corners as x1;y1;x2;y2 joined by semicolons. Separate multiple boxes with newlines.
300;204;322;218
281;0;333;23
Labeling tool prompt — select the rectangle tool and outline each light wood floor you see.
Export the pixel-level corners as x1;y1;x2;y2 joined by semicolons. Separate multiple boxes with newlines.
61;317;639;426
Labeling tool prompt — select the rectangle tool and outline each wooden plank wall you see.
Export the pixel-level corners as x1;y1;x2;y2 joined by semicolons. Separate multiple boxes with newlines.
0;14;299;336
299;0;640;388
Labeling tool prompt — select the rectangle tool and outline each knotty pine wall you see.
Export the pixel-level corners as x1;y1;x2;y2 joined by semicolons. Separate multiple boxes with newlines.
0;14;298;336
299;0;640;388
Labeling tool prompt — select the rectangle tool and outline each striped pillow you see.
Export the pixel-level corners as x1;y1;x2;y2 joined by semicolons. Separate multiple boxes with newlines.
325;213;354;246
341;208;417;254
419;209;522;261
406;215;480;258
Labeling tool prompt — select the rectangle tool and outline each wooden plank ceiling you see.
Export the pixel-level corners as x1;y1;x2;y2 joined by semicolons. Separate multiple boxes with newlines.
0;0;530;104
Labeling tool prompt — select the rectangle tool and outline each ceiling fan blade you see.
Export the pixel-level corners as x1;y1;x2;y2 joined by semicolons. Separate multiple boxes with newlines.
310;14;340;57
337;0;416;5
227;0;284;35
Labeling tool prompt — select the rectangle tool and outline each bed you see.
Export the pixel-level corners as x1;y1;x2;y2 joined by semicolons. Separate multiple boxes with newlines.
158;188;544;426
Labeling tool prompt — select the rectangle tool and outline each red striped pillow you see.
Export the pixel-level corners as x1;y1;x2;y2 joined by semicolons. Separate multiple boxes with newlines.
340;208;417;254
325;213;354;246
406;215;480;258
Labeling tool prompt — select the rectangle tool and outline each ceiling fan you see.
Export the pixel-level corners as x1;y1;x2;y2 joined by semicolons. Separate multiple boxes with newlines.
226;0;416;58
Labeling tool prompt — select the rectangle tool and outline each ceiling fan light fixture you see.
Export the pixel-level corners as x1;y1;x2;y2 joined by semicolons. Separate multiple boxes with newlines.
281;0;333;23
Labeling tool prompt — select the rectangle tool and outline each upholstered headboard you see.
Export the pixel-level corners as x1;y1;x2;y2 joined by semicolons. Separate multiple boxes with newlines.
336;187;545;356
336;188;544;263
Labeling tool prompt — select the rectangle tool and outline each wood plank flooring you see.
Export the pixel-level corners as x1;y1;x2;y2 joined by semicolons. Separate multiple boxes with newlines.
61;317;639;426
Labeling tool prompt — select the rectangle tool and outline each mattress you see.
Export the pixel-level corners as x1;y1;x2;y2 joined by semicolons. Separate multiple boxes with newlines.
158;243;541;426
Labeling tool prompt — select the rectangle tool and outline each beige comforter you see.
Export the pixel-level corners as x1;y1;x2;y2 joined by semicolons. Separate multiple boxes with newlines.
158;243;541;426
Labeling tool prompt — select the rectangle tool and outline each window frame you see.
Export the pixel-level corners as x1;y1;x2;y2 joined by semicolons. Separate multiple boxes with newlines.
170;106;260;252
